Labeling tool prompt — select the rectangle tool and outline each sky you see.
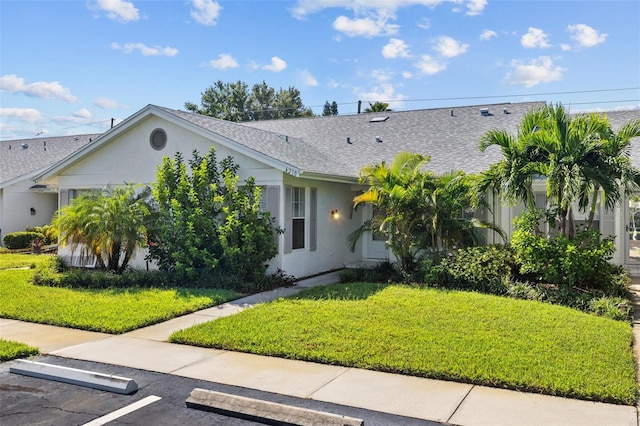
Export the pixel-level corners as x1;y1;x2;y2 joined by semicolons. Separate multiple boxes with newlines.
1;0;639;141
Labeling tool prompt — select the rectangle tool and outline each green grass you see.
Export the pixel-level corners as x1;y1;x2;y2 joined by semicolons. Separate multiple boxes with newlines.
170;282;637;405
0;339;39;362
0;253;51;270
0;257;241;334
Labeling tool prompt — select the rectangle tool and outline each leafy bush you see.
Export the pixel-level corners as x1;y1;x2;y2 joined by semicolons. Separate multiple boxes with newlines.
26;225;57;245
588;296;632;321
32;256;294;293
340;261;400;283
146;148;282;292
511;210;616;290
425;245;514;294
3;231;45;249
506;281;544;301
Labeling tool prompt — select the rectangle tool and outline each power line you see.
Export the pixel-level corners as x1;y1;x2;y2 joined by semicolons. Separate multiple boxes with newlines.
322;87;640;110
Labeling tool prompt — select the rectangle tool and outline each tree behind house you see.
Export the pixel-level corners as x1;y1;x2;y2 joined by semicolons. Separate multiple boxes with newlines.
185;80;313;122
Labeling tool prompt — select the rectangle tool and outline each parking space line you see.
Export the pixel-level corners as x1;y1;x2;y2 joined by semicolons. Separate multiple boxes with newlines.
82;395;162;425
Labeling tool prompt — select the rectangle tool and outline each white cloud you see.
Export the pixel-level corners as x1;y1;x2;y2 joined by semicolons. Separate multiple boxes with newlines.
560;44;571;51
52;111;95;125
503;56;565;87
466;0;487;16
94;97;123;109
209;53;238;69
300;69;318;86
333;15;398;37
417;18;431;30
402;71;413;78
0;74;78;103
521;27;550;49
73;108;92;119
111;42;178;57
414;55;447;75
382;38;410;58
357;83;406;110
567;24;607;48
262;56;287;72
371;70;393;83
191;0;222;25
0;108;43;123
93;0;139;22
480;29;497;41
433;36;469;58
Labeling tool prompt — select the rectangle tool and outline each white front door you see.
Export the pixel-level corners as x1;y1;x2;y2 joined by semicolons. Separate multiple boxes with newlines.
364;205;389;259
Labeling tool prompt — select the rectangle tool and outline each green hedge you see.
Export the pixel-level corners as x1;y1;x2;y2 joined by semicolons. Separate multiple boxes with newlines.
2;232;45;249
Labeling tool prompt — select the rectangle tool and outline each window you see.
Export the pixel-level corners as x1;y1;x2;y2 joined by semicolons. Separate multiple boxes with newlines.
292;187;305;249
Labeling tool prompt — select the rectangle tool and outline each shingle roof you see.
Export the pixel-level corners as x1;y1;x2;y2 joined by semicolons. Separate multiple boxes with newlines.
241;102;548;176
159;102;551;178
243;103;640;176
0;134;99;186
154;106;354;177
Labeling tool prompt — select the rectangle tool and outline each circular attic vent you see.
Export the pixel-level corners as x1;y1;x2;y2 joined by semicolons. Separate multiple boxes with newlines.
150;128;167;150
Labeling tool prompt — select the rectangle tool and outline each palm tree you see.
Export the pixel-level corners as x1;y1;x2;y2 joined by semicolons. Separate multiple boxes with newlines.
479;103;640;239
349;151;430;273
421;172;506;261
581;116;640;229
54;184;151;273
349;152;505;272
364;101;392;113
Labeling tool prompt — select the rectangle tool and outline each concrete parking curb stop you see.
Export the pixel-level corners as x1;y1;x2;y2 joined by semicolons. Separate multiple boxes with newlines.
9;359;138;395
186;388;364;426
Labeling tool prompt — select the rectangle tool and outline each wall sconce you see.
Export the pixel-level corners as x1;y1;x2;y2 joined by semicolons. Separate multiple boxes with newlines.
331;209;340;219
30;207;36;216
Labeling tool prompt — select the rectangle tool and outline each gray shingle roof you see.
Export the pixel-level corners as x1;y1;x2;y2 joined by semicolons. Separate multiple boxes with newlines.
155;106;354;177
0;134;99;186
237;102;547;176
243;103;640;176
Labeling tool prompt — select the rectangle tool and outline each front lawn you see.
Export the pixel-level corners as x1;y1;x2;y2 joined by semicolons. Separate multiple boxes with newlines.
170;282;637;405
0;339;38;362
0;256;240;334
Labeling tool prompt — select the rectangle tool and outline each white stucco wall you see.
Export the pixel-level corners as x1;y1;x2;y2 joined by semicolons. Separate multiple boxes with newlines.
279;175;364;278
0;180;57;245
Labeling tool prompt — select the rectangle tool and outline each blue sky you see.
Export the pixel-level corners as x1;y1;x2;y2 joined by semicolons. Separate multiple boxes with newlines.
1;0;639;140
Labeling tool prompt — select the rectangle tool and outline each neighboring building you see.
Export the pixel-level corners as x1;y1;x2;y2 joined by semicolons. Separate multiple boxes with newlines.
2;102;639;276
0;134;98;243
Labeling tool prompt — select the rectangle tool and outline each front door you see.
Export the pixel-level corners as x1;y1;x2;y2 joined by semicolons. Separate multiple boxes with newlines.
628;194;640;263
365;205;388;259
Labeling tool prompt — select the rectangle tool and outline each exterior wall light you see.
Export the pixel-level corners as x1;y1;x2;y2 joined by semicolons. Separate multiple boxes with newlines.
331;209;340;219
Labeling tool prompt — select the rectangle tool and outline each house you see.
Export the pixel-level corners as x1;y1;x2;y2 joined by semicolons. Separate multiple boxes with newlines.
0;134;98;242
2;102;639;277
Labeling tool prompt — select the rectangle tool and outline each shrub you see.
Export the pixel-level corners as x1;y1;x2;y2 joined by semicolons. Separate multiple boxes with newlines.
26;225;57;245
3;232;45;250
147;148;282;292
506;281;544;301
426;245;514;294
588;296;632;321
511;211;616;290
340;261;400;283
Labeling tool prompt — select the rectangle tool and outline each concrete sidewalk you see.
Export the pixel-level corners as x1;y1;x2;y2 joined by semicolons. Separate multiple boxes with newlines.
1;271;638;426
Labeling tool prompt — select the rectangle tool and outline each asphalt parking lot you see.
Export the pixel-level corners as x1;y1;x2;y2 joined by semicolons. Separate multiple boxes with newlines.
0;356;442;425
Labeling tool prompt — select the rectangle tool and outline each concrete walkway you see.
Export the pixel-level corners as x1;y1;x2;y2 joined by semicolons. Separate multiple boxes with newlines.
1;271;639;426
